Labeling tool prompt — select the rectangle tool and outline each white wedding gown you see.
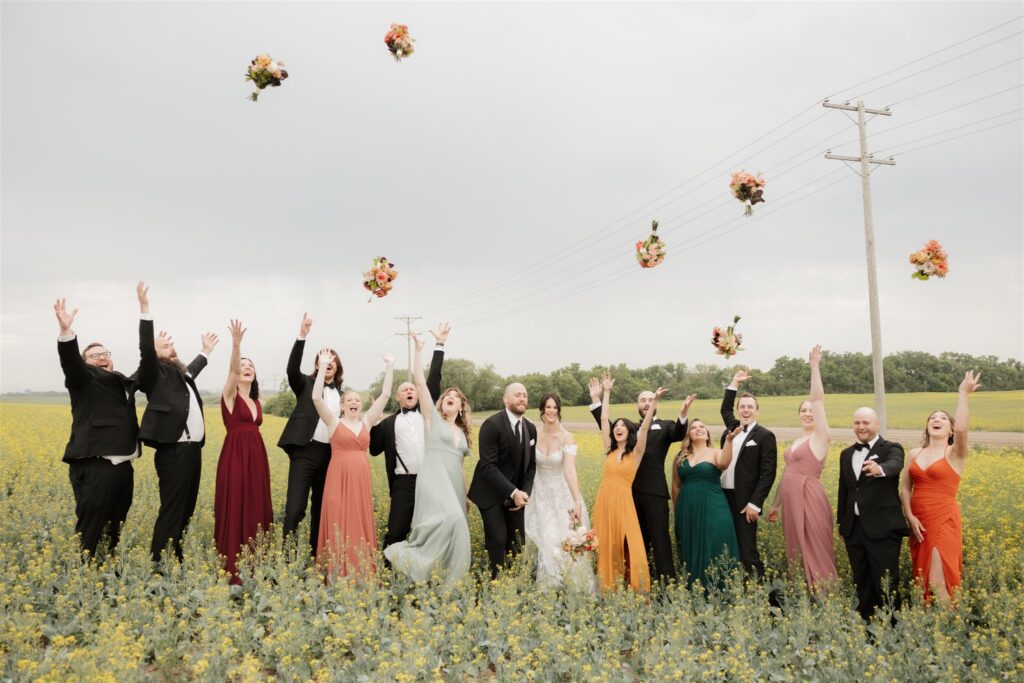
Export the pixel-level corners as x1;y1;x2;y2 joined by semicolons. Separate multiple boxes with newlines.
524;445;597;593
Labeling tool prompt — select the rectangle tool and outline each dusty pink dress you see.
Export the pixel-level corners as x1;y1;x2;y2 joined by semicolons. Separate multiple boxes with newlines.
777;440;838;590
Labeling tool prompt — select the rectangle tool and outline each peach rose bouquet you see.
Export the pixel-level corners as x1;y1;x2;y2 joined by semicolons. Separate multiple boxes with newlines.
363;257;398;302
909;240;949;281
384;23;416;62
635;219;667;269
245;53;288;102
562;519;599;557
712;315;744;359
730;170;766;217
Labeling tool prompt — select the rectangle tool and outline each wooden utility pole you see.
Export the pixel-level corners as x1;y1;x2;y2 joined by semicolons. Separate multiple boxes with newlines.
394;315;422;382
824;99;895;433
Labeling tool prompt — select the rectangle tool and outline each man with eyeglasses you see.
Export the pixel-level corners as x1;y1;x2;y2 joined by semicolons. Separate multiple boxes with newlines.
55;297;140;557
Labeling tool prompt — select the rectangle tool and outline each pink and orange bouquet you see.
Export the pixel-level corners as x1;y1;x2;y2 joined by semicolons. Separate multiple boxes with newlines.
245;53;288;102
635;220;666;269
362;257;398;301
730;170;766;217
712;315;744;359
562;519;599;557
909;240;949;280
384;23;416;62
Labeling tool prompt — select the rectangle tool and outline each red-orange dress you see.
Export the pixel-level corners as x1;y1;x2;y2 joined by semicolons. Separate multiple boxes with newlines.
316;422;377;582
909;456;962;601
592;453;650;593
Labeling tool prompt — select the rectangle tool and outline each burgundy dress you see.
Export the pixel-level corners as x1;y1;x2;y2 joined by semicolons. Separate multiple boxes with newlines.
215;394;273;584
777;440;838;590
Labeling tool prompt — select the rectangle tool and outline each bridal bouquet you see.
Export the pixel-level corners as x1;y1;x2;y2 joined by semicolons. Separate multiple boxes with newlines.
711;315;744;359
362;257;398;301
730;170;766;217
562;519;599;557
384;23;416;62
635;220;666;269
245;53;288;102
909;240;949;280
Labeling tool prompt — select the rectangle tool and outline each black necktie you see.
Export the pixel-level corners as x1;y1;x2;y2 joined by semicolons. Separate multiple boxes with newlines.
514;420;521;444
742;425;749;433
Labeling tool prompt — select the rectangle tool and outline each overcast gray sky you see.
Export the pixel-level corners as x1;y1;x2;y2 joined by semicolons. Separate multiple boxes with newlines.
3;1;1022;393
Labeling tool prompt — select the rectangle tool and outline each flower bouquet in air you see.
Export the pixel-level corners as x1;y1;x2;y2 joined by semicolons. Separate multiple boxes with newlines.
729;170;766;216
362;257;398;302
384;23;416;62
562;517;599;557
245;54;288;102
711;315;743;359
909;240;949;280
635;220;666;269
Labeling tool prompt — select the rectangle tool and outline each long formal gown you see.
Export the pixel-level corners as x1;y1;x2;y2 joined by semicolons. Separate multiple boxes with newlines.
317;422;377;581
674;459;739;588
909;456;962;601
592;453;650;593
776;440;838;590
384;404;471;584
524;445;597;593
214;394;273;584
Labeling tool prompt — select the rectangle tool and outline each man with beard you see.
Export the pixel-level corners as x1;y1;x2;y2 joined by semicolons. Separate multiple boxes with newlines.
54;296;140;557
468;382;537;578
135;282;219;563
589;381;694;584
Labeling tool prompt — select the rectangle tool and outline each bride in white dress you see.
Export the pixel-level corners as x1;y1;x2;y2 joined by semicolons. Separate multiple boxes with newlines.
524;394;597;593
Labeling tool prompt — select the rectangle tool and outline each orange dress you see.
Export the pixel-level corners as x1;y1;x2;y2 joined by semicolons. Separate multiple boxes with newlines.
592;453;650;593
317;422;377;582
909;457;962;601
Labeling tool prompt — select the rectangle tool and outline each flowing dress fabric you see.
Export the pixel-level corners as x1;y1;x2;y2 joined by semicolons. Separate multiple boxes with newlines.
524;446;597;593
317;423;377;581
384;404;471;584
909;457;963;601
214;394;273;584
592;453;650;593
674;460;740;588
777;440;839;589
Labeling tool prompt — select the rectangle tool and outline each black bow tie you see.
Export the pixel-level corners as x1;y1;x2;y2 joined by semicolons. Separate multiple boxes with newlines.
400;407;419;415
856;442;871;450
742;425;749;433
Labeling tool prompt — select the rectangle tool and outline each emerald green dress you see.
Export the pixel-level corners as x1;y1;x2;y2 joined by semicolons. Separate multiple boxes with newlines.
674;459;740;588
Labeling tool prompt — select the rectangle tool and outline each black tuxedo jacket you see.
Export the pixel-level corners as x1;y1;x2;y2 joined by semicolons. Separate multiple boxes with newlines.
369;348;445;487
468;411;537;509
837;437;910;539
720;388;778;511
58;336;140;463
277;338;348;455
590;406;686;498
136;318;209;448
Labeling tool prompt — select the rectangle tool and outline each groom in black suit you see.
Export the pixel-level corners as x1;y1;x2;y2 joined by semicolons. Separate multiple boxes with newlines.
468;382;537;578
720;370;777;578
135;283;218;563
54;297;140;557
370;323;448;552
589;381;693;584
838;407;909;621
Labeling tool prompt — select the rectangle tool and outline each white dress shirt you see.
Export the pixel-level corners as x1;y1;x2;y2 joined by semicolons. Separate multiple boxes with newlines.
851;435;880;515
312;386;341;443
506;408;525;501
394;409;426;475
178;375;205;443
721;421;755;490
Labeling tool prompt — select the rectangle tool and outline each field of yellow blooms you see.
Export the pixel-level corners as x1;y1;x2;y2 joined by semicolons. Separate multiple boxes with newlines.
1;402;1022;681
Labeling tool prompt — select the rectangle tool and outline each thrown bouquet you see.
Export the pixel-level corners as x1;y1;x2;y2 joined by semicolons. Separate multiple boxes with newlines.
909;240;949;280
385;23;416;62
730;171;766;217
363;257;398;301
245;54;288;102
712;315;744;359
635;220;666;269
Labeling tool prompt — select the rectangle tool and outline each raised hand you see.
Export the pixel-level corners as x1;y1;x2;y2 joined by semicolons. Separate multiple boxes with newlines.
601;372;614;392
959;370;981;394
201;332;220;355
137;281;150;314
54;298;78;335
809;344;822;367
588;377;602;403
653;386;668;402
317;348;334;369
298;312;312;339
429;322;451;345
158;330;173;345
724;425;743;441
228;319;246;346
731;369;750;385
382;353;395;367
681;393;697;414
411;333;425;352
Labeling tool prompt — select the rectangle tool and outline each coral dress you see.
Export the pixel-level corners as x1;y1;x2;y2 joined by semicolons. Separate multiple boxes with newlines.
317;422;377;581
909;456;962;601
592;453;650;593
214;394;273;584
776;440;838;590
674;460;739;588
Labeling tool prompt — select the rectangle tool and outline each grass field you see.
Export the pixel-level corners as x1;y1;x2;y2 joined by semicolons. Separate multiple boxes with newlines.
1;403;1022;680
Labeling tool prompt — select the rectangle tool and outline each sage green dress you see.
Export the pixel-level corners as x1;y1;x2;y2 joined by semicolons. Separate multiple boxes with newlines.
674;460;739;588
383;403;471;583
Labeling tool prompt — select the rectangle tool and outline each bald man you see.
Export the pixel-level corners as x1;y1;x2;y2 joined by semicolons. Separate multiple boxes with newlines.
468;382;537;578
837;407;909;621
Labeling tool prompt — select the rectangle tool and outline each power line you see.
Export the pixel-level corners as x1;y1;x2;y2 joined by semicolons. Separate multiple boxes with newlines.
889;116;1023;157
886;56;1024;107
873;108;1024;154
